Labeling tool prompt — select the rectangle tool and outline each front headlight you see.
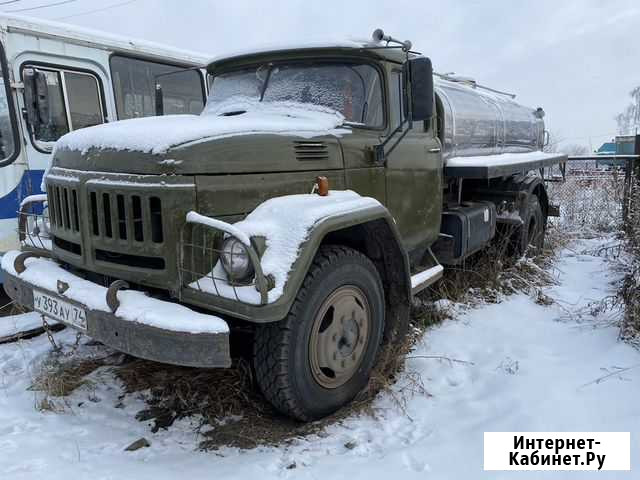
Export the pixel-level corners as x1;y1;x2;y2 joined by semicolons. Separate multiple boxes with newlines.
220;236;254;282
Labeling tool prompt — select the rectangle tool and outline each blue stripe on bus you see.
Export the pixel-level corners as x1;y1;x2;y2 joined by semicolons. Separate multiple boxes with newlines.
0;169;45;219
0;169;45;285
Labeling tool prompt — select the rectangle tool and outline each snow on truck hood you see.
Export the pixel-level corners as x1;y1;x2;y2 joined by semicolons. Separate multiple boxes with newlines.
55;100;348;155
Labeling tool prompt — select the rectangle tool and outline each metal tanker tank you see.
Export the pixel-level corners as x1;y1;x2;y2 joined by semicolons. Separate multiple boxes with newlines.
434;75;545;160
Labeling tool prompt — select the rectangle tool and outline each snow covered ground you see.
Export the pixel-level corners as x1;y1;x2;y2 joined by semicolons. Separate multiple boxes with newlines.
0;312;46;339
0;235;639;479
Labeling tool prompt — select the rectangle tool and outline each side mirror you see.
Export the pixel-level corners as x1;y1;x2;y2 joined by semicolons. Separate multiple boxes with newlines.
23;68;50;133
406;57;434;122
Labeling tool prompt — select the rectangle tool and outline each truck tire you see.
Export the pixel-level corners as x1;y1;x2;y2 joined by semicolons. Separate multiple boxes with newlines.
516;195;545;256
253;245;385;421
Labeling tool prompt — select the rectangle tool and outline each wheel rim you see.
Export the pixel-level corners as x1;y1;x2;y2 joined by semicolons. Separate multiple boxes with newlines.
309;285;371;389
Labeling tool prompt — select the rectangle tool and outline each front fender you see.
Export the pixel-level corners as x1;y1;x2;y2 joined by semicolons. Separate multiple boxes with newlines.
180;200;410;323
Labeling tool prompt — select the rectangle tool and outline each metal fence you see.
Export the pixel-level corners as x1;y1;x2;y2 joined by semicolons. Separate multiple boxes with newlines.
546;156;638;231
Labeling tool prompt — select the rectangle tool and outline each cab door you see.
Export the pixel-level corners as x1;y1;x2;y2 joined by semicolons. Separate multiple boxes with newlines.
385;68;442;257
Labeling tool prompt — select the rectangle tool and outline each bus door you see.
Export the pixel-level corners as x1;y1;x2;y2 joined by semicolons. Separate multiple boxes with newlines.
15;56;109;184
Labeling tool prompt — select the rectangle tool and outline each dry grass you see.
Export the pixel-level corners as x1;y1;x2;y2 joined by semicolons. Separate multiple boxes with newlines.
0;291;27;317
414;224;566;324
30;348;112;412
112;321;427;450
116;358;300;449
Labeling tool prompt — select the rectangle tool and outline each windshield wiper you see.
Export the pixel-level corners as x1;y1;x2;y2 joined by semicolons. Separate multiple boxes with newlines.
259;65;273;102
361;101;369;123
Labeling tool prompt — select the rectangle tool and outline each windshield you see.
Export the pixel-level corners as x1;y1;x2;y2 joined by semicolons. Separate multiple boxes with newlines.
206;62;383;127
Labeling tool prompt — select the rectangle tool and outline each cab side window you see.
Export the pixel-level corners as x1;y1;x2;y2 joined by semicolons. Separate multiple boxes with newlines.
23;66;104;150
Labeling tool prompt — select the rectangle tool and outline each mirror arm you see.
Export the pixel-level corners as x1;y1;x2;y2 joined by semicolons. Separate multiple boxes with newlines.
373;118;409;164
155;83;164;116
385;123;411;158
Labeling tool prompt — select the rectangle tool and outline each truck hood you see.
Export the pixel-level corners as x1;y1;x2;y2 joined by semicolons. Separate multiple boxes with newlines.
52;101;349;175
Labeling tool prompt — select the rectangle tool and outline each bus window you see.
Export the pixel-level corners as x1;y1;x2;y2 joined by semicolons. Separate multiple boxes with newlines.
23;66;105;150
0;49;17;164
110;55;204;119
65;71;103;130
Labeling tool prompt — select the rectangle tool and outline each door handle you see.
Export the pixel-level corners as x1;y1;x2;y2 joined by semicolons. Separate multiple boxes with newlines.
428;147;441;153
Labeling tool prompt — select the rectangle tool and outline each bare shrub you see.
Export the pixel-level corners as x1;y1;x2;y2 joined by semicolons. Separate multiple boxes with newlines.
620;181;640;346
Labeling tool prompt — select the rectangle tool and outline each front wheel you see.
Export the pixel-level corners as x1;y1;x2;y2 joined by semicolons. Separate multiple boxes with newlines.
253;245;385;421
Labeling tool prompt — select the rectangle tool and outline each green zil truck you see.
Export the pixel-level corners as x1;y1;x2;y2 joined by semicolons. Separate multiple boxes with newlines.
4;30;565;420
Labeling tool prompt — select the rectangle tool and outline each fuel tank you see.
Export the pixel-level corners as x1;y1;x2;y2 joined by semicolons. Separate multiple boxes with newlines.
434;77;544;159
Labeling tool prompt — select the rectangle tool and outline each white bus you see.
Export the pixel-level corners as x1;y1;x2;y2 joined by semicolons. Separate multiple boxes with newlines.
0;14;209;269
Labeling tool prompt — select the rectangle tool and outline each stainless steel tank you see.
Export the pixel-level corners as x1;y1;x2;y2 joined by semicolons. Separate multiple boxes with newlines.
434;77;544;159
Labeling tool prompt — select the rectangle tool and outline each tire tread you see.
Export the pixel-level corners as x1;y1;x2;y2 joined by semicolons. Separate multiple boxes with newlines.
253;245;379;421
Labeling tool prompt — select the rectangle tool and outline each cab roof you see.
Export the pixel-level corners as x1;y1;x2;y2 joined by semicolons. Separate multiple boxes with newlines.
206;39;413;72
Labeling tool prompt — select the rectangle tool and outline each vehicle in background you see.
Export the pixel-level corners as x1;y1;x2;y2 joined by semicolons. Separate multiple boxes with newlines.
0;13;209;260
4;29;566;421
596;135;638;170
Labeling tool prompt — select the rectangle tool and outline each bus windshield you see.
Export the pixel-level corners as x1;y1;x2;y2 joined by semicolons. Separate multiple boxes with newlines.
206;62;383;127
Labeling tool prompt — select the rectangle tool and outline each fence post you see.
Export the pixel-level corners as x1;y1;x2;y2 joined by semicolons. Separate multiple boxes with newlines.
628;135;640;229
624;158;631;223
636;135;640;178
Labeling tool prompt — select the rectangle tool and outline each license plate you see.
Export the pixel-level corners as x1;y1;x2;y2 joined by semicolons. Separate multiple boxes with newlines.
33;290;87;330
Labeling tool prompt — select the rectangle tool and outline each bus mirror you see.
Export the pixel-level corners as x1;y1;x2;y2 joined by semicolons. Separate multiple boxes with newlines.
34;70;50;125
407;57;434;122
23;68;50;132
23;68;40;131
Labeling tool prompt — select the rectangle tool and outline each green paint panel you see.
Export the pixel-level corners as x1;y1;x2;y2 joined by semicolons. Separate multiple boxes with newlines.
197;170;346;216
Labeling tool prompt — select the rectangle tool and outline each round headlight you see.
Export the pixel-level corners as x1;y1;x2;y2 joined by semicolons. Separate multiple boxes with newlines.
220;237;254;282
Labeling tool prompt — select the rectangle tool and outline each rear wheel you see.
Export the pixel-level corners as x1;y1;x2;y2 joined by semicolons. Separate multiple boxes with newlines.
515;195;545;256
253;245;385;421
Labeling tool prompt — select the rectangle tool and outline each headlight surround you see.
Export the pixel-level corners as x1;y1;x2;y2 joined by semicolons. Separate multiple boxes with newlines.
220;236;254;283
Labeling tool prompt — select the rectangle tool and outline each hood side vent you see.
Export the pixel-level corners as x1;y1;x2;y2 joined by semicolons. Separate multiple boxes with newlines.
293;141;329;161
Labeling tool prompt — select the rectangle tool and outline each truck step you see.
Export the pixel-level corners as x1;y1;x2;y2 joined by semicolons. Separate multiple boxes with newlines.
411;265;444;295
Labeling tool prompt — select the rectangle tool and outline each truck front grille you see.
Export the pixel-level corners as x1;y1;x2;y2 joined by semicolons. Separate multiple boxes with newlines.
48;185;80;233
88;191;164;244
44;168;195;283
